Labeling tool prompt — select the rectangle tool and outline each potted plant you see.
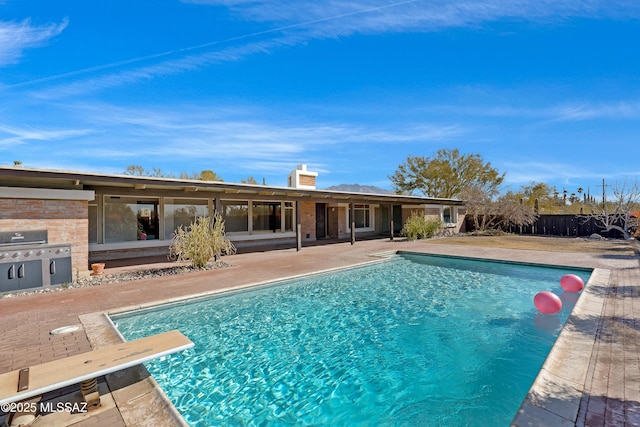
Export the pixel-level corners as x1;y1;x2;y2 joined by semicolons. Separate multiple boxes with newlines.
91;263;105;276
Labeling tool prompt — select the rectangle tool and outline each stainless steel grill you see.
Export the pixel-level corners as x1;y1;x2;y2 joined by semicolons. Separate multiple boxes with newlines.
0;231;72;293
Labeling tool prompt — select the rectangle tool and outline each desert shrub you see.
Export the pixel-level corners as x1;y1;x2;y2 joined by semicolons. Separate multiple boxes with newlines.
169;213;236;269
401;213;443;241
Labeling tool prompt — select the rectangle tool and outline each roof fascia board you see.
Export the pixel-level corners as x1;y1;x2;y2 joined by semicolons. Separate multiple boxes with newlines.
0;186;95;201
0;167;463;205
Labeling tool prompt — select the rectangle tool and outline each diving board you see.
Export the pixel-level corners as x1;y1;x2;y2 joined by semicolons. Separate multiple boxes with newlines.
0;330;193;406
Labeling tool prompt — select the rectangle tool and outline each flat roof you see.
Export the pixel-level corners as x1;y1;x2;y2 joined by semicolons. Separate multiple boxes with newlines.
0;166;464;205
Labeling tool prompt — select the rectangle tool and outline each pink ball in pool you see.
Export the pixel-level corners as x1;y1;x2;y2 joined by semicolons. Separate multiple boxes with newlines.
560;274;584;292
534;291;562;315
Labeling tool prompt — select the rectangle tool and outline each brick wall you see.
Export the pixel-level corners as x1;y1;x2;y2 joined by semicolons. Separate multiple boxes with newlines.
425;207;441;221
0;198;89;278
337;206;347;238
454;208;466;233
299;174;316;187
402;207;425;224
300;201;316;240
327;206;339;238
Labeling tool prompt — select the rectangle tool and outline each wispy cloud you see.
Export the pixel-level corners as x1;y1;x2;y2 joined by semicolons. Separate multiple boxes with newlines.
0;123;91;148
21;0;640;98
184;0;640;38
549;102;640;122
500;159;640;189
0;18;68;66
82;103;461;147
5;102;462;175
420;100;640;122
30;37;289;99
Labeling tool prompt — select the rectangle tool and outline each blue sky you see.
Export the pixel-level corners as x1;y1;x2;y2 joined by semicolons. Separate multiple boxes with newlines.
1;1;639;196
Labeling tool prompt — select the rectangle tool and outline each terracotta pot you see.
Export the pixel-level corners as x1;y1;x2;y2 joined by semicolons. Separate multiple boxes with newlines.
91;263;105;276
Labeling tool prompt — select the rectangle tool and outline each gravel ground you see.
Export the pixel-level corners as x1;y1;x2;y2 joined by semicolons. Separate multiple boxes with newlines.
0;260;232;299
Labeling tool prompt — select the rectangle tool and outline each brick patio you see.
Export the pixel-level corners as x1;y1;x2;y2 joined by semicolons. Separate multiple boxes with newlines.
0;238;638;426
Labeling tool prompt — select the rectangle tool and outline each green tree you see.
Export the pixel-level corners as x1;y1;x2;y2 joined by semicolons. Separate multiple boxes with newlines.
512;182;592;214
179;170;223;181
389;149;504;198
200;170;223;181
520;182;553;206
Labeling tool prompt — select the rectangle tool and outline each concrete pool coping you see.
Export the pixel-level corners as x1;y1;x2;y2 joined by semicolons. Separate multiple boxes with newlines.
80;250;620;426
1;238;638;426
512;268;610;426
76;253;398;426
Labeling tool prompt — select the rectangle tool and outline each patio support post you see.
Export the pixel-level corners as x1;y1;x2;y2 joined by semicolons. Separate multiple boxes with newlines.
350;202;356;245
211;196;222;261
389;204;394;241
296;200;302;251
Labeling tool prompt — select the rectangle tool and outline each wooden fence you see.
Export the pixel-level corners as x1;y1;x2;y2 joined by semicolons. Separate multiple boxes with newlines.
464;214;625;239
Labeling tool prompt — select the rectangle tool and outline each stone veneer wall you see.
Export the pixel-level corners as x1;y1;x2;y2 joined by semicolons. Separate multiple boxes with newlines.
0;198;89;278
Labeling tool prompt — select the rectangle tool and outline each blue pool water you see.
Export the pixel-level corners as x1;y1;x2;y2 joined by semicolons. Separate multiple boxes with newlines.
113;253;591;426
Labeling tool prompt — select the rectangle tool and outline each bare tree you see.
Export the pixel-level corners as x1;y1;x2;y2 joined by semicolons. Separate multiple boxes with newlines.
124;164;174;178
123;164;147;176
241;176;258;184
461;185;537;233
584;180;640;239
460;185;497;232
492;194;538;230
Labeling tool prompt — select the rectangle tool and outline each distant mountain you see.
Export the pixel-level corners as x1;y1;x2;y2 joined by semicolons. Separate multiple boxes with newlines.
324;184;395;194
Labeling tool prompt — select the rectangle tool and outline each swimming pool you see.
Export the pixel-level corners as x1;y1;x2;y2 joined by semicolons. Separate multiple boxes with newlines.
112;253;591;426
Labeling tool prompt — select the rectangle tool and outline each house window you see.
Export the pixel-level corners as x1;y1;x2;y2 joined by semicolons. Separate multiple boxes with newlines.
348;204;373;230
164;198;209;239
443;206;457;224
253;202;281;233
104;196;159;243
88;203;98;244
222;201;249;233
284;202;294;232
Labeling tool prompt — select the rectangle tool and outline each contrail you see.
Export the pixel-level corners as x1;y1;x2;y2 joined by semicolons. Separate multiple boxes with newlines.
7;0;422;88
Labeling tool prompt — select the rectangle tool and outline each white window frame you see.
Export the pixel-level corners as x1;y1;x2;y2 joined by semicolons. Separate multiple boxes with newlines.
345;204;375;232
442;206;458;226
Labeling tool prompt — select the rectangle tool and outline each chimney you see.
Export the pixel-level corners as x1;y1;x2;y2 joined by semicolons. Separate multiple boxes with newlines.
288;164;318;189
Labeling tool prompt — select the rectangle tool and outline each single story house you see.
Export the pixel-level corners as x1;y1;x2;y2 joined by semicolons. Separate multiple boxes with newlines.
0;165;465;281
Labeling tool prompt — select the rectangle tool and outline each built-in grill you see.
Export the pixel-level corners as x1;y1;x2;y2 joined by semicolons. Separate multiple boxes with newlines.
0;230;72;294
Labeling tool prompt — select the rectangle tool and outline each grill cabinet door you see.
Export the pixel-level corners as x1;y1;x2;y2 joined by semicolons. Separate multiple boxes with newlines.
50;257;72;286
0;261;43;292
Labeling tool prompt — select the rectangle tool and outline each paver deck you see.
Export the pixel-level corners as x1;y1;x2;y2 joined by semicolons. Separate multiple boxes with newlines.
0;238;638;426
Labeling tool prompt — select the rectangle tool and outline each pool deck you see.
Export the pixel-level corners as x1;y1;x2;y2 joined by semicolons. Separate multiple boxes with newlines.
0;237;638;426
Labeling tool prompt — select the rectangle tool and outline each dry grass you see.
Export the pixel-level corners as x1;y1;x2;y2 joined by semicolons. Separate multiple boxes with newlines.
429;234;638;255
